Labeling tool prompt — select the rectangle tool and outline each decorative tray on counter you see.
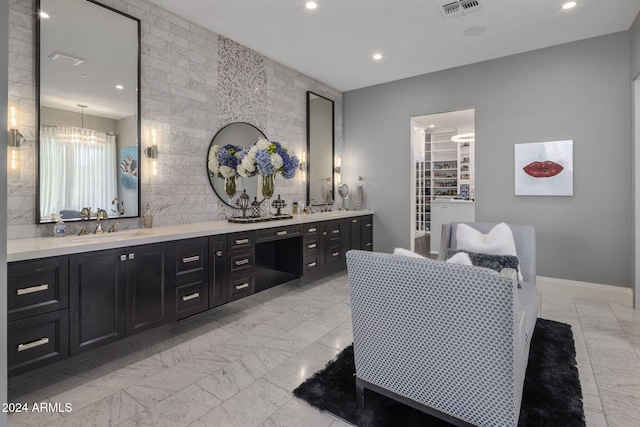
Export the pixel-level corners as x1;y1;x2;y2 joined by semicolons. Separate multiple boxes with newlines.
228;214;293;224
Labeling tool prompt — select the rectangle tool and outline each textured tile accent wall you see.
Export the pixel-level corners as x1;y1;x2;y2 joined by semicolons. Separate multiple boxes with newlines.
7;0;342;239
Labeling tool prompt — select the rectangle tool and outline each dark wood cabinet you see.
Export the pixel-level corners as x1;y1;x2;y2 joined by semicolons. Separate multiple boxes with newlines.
125;243;171;335
69;249;126;356
321;219;345;268
173;237;209;320
226;232;255;301
209;236;226;308
347;214;373;251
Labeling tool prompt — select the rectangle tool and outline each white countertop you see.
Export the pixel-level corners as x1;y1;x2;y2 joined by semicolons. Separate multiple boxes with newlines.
431;199;475;204
7;210;374;262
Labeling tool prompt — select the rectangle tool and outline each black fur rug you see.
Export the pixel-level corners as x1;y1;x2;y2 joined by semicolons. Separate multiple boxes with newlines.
293;318;585;427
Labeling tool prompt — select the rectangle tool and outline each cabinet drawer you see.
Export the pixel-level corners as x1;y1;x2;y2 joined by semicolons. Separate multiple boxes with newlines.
8;309;69;377
326;245;342;267
303;239;319;256
8;257;69;322
303;255;320;274
303;223;319;238
176;280;208;320
362;216;373;230
228;274;255;301
362;230;373;251
175;241;206;275
229;252;254;273
256;225;301;243
228;232;254;251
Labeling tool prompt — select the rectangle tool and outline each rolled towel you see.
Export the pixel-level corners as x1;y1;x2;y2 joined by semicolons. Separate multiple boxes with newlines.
354;182;364;205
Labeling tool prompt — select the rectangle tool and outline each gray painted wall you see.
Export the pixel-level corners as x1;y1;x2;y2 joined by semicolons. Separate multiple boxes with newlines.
631;14;640;79
344;32;632;288
1;0;8;423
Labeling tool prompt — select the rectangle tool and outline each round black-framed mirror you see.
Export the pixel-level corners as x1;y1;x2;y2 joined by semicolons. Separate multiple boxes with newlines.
207;122;267;208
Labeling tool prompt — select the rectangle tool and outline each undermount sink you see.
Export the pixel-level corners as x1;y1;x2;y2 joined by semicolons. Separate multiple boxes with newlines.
64;229;150;244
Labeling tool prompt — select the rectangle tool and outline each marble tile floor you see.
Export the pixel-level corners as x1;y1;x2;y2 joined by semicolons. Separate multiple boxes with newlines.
7;272;640;427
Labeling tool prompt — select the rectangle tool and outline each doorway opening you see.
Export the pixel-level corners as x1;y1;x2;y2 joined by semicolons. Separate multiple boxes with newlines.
411;108;475;257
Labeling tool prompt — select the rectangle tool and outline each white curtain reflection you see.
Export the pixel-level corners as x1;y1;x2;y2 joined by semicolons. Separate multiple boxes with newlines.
40;126;117;219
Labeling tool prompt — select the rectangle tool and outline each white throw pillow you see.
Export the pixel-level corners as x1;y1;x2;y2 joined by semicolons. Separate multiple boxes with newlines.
456;223;523;281
393;248;426;259
446;252;473;266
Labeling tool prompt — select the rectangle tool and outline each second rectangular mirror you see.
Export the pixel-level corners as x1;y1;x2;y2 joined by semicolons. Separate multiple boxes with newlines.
306;92;334;208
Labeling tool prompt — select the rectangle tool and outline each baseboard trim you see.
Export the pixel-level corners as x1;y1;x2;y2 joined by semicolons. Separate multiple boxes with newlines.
537;276;633;307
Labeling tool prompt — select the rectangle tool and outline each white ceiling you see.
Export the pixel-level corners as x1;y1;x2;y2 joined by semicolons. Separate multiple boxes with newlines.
148;0;640;92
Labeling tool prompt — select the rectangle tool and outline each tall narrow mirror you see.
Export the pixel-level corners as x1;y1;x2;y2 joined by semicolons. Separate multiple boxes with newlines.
306;92;334;207
37;0;141;223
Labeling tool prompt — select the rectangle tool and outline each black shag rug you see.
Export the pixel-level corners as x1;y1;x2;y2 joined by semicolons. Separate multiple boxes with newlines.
293;318;584;427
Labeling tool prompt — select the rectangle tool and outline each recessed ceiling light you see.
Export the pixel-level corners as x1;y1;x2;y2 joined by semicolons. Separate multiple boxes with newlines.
562;2;577;10
80;74;87;78
39;11;50;19
305;2;317;10
115;85;124;90
429;125;435;128
373;53;382;60
463;26;487;37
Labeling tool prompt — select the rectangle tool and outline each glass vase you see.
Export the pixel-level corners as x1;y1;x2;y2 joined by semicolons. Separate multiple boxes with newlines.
225;176;236;204
261;173;275;216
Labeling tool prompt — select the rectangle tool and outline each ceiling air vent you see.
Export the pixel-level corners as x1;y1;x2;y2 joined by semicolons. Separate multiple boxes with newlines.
439;0;482;20
48;51;86;66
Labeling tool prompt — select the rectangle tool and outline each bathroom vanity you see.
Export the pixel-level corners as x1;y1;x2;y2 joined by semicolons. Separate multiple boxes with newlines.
6;211;373;376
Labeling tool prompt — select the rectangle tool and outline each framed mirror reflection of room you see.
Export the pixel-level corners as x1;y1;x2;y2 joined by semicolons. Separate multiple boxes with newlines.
36;0;141;223
306;92;335;208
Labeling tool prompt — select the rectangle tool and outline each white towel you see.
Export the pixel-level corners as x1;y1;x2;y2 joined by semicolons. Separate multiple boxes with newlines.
354;182;364;206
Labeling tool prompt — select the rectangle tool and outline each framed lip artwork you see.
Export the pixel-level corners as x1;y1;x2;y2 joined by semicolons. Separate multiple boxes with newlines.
515;140;573;196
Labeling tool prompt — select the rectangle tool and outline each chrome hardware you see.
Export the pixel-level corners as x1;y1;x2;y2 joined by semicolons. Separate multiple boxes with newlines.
308;228;317;233
323;231;327;236
332;229;340;234
307;262;317;267
352;219;357;223
366;223;372;227
182;255;200;263
235;259;249;266
111;197;125;215
216;251;222;257
128;253;135;260
108;222;119;233
72;225;88;236
182;292;200;302
366;242;372;247
120;255;127;261
235;238;249;245
235;283;249;290
80;207;93;219
18;337;49;352
307;243;317;249
332;251;340;257
16;284;49;296
276;230;288;236
93;208;108;234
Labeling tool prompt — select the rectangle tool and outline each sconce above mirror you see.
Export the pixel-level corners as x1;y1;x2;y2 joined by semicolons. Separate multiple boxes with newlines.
306;92;335;208
207;122;267;207
37;0;140;223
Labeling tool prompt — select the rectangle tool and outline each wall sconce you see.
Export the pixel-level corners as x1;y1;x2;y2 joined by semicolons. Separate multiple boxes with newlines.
144;144;158;175
334;156;341;184
299;151;306;181
8;105;25;174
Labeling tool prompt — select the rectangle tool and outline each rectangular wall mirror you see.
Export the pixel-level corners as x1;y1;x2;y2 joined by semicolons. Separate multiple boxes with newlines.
37;0;141;223
306;92;334;208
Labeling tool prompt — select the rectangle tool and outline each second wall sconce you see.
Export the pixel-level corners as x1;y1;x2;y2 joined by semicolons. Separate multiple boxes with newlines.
8;105;25;174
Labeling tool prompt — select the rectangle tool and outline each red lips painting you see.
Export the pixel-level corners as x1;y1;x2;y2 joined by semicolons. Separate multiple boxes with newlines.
523;161;564;178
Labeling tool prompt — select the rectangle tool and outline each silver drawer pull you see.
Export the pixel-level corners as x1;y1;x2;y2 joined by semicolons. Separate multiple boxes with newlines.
366;223;372;227
366;242;372;247
18;337;49;352
332;230;340;234
307;262;317;267
182;255;200;263
276;230;288;236
182;292;200;302
216;251;222;257
235;259;250;266
308;228;317;233
235;238;249;245
332;251;340;257
235;283;249;290
352;219;357;223
17;284;49;296
307;243;317;249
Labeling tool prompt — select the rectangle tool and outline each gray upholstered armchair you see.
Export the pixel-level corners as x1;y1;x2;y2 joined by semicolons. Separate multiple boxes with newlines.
345;222;537;427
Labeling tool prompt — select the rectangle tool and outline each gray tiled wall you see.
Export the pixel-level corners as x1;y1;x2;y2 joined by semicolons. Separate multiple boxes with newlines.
7;0;342;239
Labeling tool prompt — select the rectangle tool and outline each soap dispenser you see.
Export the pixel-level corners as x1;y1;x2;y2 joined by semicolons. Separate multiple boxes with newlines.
52;214;67;237
142;203;153;228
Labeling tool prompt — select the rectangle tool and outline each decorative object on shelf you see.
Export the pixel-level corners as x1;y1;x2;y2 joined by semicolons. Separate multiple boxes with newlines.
236;190;250;217
271;194;287;216
354;177;364;208
227;213;293;223
338;184;349;210
251;197;261;218
262;173;275;216
208;143;243;203
515;140;573;196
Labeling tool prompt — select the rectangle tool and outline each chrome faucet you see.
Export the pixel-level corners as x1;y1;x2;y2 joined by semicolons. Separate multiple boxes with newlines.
71;225;88;236
94;209;108;234
108;222;119;233
111;198;125;216
80;207;93;219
